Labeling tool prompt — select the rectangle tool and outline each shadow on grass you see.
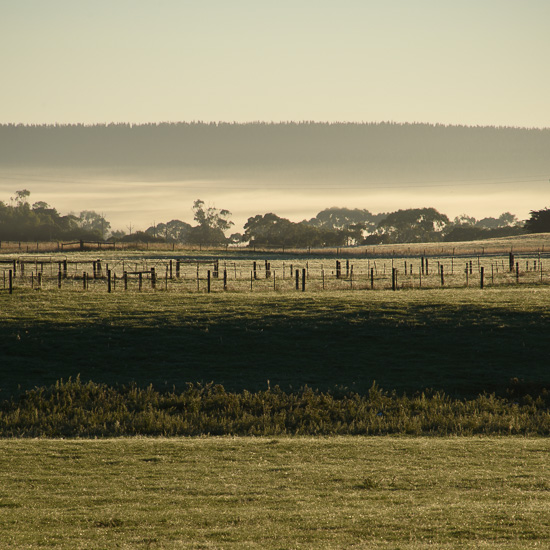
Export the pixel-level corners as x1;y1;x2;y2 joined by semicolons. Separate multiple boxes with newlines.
1;303;548;399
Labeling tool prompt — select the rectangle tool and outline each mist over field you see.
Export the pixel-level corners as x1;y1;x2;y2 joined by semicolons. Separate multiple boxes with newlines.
1;122;549;232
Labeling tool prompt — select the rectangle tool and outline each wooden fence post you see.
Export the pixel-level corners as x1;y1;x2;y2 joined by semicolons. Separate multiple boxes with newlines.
139;272;143;291
516;262;519;284
392;268;397;291
38;272;42;289
223;269;227;291
253;261;257;280
302;268;306;292
295;269;299;290
371;267;374;289
124;271;128;290
107;269;112;293
8;270;13;294
440;265;444;286
207;270;211;293
176;260;180;278
480;266;484;289
151;268;156;289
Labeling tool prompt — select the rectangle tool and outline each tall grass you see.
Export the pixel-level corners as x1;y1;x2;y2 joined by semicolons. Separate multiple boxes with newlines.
1;378;548;437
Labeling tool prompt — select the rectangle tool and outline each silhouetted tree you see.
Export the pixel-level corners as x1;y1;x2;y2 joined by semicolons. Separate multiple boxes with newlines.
377;208;449;243
525;208;550;233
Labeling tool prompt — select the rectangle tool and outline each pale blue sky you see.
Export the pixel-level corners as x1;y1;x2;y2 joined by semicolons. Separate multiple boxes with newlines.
2;0;549;127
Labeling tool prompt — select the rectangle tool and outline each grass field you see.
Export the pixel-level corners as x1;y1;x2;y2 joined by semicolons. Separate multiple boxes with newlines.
1;437;548;549
1;284;549;399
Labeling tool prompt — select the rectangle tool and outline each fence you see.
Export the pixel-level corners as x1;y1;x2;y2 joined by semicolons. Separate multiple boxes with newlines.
1;252;549;295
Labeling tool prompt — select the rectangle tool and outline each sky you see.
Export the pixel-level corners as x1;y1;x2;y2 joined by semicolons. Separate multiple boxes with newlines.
2;0;549;127
1;1;549;231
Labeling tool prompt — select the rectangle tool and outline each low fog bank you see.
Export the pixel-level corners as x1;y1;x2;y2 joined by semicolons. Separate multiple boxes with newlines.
0;170;546;233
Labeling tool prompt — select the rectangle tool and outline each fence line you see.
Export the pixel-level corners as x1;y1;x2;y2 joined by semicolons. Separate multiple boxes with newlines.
1;253;548;294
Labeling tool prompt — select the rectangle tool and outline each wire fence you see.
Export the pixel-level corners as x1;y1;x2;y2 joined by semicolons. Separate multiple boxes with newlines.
1;253;548;294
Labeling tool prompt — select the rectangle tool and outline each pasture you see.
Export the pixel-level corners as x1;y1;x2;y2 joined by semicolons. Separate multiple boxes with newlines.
1;246;550;399
1;437;549;549
1;242;549;548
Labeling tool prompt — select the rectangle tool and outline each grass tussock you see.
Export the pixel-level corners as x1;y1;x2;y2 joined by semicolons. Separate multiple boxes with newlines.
1;377;548;437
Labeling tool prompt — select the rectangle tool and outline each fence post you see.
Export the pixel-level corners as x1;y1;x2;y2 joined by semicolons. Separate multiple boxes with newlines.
509;252;515;272
295;269;299;290
392;268;397;291
480;266;484;289
223;269;227;291
124;271;128;291
516;262;519;284
253;261;257;280
302;268;306;292
371;267;374;289
107;269;112;293
139;272;143;291
169;260;173;279
440;265;444;286
207;270;211;293
38;272;42;289
8;270;13;294
176;260;180;278
58;271;62;289
63;260;68;279
151;268;156;289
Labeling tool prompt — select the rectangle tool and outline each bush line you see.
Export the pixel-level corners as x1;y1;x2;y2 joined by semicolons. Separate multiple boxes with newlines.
0;377;548;437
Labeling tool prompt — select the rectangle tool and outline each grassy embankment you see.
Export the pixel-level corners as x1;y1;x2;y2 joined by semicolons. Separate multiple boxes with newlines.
1;438;548;549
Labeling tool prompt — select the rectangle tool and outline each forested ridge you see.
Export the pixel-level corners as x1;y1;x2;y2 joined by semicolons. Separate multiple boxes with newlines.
1;122;549;180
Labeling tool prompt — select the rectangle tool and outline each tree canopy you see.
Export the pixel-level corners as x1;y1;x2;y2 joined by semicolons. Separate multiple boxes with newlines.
524;208;550;233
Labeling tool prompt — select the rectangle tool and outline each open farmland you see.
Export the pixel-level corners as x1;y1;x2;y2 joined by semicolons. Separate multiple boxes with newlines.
0;437;549;549
1;244;550;400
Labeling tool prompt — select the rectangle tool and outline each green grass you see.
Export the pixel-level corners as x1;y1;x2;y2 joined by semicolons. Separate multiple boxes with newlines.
0;437;548;548
1;286;550;399
2;378;548;437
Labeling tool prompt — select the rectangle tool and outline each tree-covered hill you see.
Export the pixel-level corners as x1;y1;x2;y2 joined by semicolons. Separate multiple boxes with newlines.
1;122;549;183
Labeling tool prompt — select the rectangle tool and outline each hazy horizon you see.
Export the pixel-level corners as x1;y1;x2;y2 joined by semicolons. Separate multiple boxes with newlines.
2;2;549;233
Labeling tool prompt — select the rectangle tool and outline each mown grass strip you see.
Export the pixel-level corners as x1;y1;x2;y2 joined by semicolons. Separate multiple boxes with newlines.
0;437;548;549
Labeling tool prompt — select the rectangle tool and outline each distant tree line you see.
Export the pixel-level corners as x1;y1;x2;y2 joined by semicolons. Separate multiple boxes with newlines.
0;190;110;241
2;190;548;245
2;123;549;185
